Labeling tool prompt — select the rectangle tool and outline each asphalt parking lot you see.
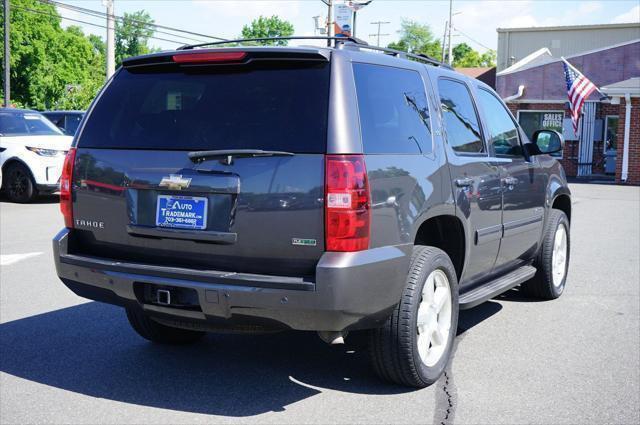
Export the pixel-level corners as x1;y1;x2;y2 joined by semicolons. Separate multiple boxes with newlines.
1;183;639;424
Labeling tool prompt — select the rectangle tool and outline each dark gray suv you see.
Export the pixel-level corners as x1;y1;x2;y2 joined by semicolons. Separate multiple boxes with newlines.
53;37;571;388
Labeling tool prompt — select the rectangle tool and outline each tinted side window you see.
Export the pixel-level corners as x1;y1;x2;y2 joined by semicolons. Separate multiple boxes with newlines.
437;79;484;154
353;63;432;154
477;89;522;157
46;114;65;128
64;114;83;135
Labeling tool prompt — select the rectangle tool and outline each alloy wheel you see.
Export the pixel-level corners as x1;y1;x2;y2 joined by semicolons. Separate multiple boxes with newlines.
552;224;568;287
416;269;452;367
9;169;29;200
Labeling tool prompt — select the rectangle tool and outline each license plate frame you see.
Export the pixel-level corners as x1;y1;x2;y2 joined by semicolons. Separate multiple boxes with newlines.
156;195;208;230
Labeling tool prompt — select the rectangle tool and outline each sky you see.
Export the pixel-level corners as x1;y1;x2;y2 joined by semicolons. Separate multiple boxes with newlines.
58;0;640;53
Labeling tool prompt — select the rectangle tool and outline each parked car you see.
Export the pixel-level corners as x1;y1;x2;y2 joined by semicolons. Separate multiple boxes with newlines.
41;110;85;136
52;38;571;388
1;108;73;202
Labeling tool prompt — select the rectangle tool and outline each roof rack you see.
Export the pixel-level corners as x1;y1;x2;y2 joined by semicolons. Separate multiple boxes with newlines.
351;44;453;69
177;36;369;50
176;36;453;70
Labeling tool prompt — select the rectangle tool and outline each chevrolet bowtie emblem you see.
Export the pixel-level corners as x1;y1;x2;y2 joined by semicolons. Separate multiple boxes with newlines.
159;174;192;190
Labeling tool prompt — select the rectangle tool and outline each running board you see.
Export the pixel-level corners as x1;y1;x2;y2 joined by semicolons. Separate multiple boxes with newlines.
459;265;537;310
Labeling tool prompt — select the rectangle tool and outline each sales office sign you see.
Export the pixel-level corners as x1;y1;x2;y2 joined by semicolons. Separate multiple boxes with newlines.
542;113;563;131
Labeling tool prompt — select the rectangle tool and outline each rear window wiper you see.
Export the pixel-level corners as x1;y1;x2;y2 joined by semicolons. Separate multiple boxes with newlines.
188;149;295;165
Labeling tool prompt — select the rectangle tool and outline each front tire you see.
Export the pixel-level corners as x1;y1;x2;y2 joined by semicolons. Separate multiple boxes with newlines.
369;246;459;388
521;209;570;299
3;163;37;203
125;307;205;345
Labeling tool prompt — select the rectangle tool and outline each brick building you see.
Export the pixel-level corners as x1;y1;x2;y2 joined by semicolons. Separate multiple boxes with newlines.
601;79;640;184
496;35;640;184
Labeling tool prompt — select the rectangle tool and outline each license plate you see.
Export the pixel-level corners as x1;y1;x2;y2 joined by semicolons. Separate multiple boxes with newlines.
156;195;208;230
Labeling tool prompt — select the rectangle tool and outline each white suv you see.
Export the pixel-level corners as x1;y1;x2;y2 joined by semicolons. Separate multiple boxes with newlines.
0;108;73;202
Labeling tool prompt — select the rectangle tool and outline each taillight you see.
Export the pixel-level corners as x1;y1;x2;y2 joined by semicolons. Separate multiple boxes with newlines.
172;51;247;64
60;147;76;228
325;154;370;252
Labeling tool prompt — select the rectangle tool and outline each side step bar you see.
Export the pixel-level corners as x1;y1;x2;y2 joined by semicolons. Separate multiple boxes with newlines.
459;265;537;310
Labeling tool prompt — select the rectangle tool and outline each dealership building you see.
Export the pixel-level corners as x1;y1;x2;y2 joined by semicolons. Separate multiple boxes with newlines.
495;23;640;184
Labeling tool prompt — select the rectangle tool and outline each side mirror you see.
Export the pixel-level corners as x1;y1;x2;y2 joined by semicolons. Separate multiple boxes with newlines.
529;129;564;155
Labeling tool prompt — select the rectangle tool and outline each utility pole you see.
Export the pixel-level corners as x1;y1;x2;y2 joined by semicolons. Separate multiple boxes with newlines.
353;10;357;38
103;0;115;79
326;0;334;46
370;21;389;47
3;0;9;107
447;0;453;65
441;21;448;63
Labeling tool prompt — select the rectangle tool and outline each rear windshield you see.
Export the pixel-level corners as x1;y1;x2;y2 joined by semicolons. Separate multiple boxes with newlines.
78;62;330;153
0;112;63;136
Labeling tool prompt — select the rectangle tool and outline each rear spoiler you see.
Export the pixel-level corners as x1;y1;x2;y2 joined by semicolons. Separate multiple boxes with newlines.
122;48;330;69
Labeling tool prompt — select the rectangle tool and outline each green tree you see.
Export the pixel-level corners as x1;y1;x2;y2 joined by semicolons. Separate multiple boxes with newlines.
387;19;441;58
240;15;294;46
479;49;497;67
88;34;106;57
115;11;155;65
52;26;106;108
452;42;496;67
54;77;104;110
452;42;472;63
0;0;105;110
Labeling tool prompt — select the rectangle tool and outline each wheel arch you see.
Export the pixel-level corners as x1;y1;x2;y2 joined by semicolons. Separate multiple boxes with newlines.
545;169;571;220
551;193;572;222
414;214;466;280
1;157;37;191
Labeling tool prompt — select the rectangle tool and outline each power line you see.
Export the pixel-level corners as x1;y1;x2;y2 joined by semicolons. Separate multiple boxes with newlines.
12;5;188;45
38;0;226;42
47;1;207;44
453;26;493;51
50;1;208;44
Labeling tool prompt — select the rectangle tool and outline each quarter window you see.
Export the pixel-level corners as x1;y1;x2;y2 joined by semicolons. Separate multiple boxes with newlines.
353;63;432;154
437;79;484;154
477;88;522;157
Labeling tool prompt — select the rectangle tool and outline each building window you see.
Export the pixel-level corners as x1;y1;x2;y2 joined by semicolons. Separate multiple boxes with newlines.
517;110;564;158
604;115;619;152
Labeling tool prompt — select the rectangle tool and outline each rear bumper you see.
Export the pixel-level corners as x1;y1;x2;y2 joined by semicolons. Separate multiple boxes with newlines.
53;229;411;332
36;183;60;193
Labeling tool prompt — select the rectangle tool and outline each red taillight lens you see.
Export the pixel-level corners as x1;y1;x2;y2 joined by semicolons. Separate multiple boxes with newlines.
325;154;370;252
172;51;247;64
60;147;76;228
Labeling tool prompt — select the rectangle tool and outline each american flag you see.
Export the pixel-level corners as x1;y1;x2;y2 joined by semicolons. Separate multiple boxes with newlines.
562;58;597;134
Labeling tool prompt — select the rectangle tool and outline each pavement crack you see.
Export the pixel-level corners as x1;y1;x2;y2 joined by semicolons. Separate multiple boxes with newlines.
433;334;464;425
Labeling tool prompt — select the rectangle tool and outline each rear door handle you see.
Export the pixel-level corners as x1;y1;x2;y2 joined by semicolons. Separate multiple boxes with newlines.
455;177;474;188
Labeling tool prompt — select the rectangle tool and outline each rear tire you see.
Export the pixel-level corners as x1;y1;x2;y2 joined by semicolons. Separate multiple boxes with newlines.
369;246;459;388
3;163;37;203
125;307;205;345
521;209;570;299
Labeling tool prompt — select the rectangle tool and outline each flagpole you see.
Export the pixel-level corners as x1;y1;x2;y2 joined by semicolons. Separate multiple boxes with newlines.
561;57;607;98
